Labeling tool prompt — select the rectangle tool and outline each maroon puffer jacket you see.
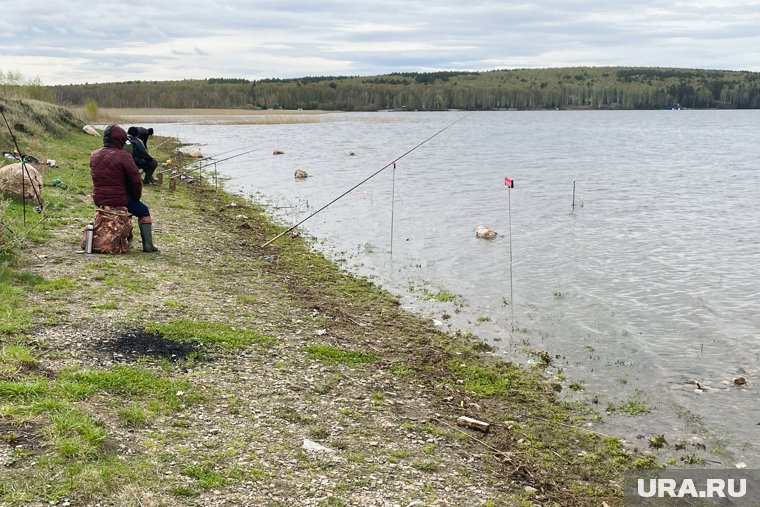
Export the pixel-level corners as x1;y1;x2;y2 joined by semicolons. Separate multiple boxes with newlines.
90;125;143;207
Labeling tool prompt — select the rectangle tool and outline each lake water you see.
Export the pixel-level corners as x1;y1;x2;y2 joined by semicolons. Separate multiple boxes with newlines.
152;110;760;466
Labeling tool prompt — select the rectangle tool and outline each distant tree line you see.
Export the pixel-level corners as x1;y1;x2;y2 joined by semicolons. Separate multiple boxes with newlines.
45;67;760;111
0;69;54;102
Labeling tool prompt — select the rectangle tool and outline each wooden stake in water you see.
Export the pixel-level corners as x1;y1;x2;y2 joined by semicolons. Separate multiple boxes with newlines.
505;177;515;331
572;179;576;210
390;161;397;257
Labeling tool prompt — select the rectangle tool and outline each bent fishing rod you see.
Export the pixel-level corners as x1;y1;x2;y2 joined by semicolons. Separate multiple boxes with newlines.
0;104;45;225
261;112;473;248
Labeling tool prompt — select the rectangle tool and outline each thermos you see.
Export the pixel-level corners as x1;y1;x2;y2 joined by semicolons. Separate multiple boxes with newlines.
85;224;94;254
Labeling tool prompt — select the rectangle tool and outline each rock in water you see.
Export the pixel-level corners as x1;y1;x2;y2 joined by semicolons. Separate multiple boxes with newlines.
475;225;497;239
294;169;309;179
189;148;203;158
83;125;99;136
0;163;43;200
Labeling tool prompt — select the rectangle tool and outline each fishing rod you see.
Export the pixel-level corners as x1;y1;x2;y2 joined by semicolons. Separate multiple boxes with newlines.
0;104;45;224
193;146;265;171
160;146;265;176
261;112;474;248
155;143;239;174
204;143;259;160
175;143;253;167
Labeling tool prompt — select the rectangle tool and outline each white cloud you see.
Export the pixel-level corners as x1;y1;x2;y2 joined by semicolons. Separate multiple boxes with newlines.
2;0;759;85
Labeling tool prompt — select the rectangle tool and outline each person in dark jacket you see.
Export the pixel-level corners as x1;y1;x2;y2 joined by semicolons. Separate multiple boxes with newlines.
90;124;159;252
127;126;158;184
138;126;153;147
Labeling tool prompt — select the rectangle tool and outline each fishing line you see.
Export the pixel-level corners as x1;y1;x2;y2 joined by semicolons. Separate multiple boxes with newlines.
261;112;474;248
390;161;397;257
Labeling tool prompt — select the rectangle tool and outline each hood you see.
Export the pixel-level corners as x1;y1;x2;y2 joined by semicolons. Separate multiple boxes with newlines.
103;125;127;149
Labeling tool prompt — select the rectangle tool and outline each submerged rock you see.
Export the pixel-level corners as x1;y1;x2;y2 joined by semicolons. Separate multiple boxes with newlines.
475;225;497;239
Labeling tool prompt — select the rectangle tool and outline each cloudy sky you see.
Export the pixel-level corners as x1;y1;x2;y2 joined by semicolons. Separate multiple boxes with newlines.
2;0;760;85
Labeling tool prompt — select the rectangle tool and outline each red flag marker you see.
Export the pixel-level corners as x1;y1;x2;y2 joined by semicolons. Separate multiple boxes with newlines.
504;177;514;188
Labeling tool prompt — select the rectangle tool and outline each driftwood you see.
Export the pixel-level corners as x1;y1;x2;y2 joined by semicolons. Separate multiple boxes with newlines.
457;416;491;433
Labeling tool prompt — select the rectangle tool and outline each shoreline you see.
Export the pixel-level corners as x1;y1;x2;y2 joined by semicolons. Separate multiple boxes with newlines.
94;107;333;125
0;100;656;505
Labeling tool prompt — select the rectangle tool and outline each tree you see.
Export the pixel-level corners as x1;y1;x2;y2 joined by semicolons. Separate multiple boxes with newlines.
84;99;99;121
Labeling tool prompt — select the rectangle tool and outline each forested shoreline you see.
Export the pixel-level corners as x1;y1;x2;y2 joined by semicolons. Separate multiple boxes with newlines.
45;67;760;111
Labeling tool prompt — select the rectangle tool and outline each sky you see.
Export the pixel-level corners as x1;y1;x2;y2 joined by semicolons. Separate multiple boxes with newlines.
2;0;760;85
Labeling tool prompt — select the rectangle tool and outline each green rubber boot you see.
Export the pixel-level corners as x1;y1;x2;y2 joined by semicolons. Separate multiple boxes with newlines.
139;223;159;253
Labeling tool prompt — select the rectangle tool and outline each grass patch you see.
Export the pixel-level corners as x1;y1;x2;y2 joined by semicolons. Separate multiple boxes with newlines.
0;269;37;333
117;404;149;427
145;318;276;349
181;462;227;489
8;453;162;503
0;378;48;399
35;277;78;293
162;299;189;309
48;407;107;458
0;344;38;378
57;365;193;409
234;294;257;305
448;360;537;398
390;362;415;377
304;344;378;367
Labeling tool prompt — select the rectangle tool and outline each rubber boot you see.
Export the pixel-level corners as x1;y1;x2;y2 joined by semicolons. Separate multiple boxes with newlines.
139;223;159;252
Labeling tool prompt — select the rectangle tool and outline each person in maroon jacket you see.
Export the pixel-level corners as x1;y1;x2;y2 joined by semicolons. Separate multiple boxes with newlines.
90;124;159;252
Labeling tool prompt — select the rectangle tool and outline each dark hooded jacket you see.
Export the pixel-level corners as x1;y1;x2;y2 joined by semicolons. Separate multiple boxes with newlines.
90;125;143;207
126;132;156;169
136;126;153;148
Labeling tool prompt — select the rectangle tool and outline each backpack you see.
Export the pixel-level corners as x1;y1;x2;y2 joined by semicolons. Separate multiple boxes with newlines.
81;207;133;254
